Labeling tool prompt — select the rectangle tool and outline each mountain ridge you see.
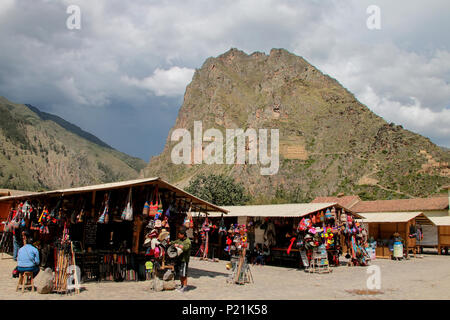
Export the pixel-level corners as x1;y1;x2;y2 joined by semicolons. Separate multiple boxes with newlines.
25;103;113;150
0;97;146;191
143;48;450;202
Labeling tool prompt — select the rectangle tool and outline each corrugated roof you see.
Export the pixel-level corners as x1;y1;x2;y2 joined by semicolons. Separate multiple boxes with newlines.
427;216;450;226
206;202;363;218
352;197;448;213
0;189;37;198
0;177;228;213
312;195;361;208
359;212;425;223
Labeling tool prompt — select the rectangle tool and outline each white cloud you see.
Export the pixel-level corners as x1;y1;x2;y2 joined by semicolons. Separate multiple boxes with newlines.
0;0;15;15
122;66;195;97
0;0;449;157
360;86;450;139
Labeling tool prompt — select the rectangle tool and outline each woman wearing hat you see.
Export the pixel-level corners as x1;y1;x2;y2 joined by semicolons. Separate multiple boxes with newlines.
172;226;191;293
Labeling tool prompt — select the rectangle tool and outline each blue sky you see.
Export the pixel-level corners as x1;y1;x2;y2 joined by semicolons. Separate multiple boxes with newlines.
0;0;449;160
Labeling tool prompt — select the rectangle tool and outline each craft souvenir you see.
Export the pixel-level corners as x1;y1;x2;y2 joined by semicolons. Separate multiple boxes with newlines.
340;211;347;224
319;211;325;222
121;188;133;221
158;229;170;241
76;207;85;223
143;238;152;248
325;209;333;220
331;207;336;219
98;194;110;224
184;204;192;228
297;218;307;231
202;219;211;232
147;229;158;238
151;238;160;250
149;186;160;217
347;215;353;223
22;201;31;219
38;207;49;223
146;219;155;230
142;201;150;217
145;261;153;271
161;216;170;228
167;245;178;258
154;246;161;258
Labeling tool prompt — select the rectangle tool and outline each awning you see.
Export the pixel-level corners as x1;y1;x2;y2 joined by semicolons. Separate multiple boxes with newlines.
205;202;363;218
359;211;424;223
427;216;450;226
0;177;228;214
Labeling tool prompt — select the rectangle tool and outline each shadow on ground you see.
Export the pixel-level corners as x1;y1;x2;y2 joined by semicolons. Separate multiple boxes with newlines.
188;267;229;279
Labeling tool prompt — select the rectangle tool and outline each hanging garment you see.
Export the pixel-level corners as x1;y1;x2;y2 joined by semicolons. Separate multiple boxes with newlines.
264;222;276;246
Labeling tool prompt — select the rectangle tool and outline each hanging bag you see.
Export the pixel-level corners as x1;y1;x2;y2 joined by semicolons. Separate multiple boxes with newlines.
142;190;150;217
121;188;134;221
149;186;159;217
98;193;110;224
184;203;192;228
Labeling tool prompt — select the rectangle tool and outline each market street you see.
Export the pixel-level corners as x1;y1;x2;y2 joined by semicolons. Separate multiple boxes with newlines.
1;253;449;300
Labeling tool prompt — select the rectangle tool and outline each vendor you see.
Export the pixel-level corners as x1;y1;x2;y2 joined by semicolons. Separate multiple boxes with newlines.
17;232;40;277
173;226;191;293
12;219;24;261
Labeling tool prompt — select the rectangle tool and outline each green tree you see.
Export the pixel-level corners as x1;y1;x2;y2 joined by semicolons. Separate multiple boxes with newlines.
186;174;250;206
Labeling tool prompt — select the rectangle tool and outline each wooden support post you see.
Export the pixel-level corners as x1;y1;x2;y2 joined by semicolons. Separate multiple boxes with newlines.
91;191;96;218
438;226;441;255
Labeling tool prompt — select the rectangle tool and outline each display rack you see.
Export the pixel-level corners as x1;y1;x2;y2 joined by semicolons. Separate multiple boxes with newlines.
308;247;331;274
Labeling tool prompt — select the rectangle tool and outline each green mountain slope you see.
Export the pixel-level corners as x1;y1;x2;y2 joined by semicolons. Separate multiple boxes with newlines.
0;97;146;191
143;48;450;202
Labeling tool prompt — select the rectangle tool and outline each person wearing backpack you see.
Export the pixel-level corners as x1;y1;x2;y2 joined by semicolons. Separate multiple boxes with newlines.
17;233;40;277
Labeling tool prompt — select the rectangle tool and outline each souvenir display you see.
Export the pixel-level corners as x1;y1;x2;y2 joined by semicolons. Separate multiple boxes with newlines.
225;224;252;285
291;207;369;268
0;181;215;292
195;217;212;259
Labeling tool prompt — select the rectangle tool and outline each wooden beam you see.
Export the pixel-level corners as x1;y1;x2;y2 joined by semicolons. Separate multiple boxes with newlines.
91;191;96;218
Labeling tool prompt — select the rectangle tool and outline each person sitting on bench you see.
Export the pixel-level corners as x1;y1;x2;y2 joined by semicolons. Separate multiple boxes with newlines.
17;233;40;277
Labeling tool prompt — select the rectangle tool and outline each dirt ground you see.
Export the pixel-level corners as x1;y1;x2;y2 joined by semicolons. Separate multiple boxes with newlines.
1;252;449;300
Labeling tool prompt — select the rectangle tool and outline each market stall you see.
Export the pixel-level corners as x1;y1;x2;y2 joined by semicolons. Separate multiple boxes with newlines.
0;177;227;292
359;212;433;259
203;203;368;269
427;216;450;255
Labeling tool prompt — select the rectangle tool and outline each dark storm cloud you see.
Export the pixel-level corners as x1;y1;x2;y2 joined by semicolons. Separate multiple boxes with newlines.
0;0;449;162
